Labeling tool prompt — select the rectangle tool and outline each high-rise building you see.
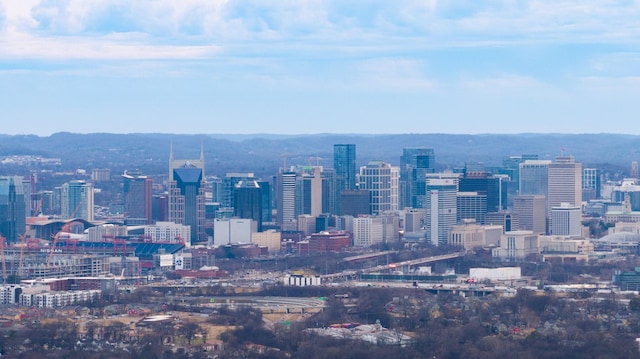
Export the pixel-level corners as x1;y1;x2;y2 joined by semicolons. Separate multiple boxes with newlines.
486;211;519;232
551;203;582;236
513;195;546;234
548;156;582;218
353;216;384;247
300;167;323;217
501;154;539;194
400;148;435;208
168;145;206;245
459;171;504;212
632;161;639;179
233;180;263;231
333;144;357;191
582;168;601;201
358;161;399;215
424;178;457;246
519;160;551;196
61;180;94;221
321;168;338;215
122;170;153;225
333;144;356;216
276;171;298;231
0;176;26;243
456;192;487;224
221;173;259;209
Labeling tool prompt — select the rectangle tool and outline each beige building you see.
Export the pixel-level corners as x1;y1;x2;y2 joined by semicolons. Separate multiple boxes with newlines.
251;230;282;253
449;221;502;251
492;230;539;261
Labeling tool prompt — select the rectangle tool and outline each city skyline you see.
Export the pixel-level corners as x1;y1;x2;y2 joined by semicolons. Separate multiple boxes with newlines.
1;1;640;136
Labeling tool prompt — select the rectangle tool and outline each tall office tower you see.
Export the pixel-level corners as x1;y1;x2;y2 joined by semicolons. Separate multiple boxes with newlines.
513;195;546;234
321;168;338;215
276;171;298;231
582;168;601;201
299;166;323;217
221;173;259;209
547;156;582;219
519;160;551;195
459;171;503;212
21;177;32;217
122;170;153;225
208;176;223;203
501;154;539;194
257;180;272;224
456;192;487;224
39;190;54;216
358;161;399;215
168;145;206;245
61;180;94;221
400;148;436;208
551;203;582;236
233;180;263;232
632;161;639;179
152;194;169;222
333;144;357;191
424;178;457;246
0;176;26;243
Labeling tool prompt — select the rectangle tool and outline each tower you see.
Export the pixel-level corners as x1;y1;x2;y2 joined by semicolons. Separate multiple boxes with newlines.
425;178;457;246
169;144;206;245
276;171;298;231
582;168;601;201
358;161;399;215
233;180;263;232
400;147;435;208
519;160;551;196
547;156;582;218
61;180;94;221
513;195;546;234
122;170;153;225
0;176;26;243
333;144;357;191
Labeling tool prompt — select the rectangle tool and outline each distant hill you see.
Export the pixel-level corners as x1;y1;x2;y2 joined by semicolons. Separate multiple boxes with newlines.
0;133;636;178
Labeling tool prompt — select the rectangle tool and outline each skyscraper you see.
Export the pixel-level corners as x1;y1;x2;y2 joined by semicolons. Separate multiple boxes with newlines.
519;160;551;196
358;161;399;215
0;176;26;243
233;180;263;232
122;170;153;225
547;156;582;218
333;144;357;191
61;180;94;221
168;145;206;245
400;147;435;208
333;144;356;216
459;171;503;212
582;168;601;201
425;178;457;246
276;171;298;231
551;203;582;236
513;195;546;234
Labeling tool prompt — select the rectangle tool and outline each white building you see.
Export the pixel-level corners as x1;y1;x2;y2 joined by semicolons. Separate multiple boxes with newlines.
469;267;521;281
425;178;457;246
213;218;255;245
358;161;399;215
548;156;582;218
144;221;191;246
353;216;384;247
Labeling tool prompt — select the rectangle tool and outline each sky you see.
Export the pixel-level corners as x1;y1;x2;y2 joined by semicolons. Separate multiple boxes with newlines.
1;0;639;136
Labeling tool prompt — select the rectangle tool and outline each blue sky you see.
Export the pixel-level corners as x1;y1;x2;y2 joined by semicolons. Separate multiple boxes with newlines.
1;0;639;136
